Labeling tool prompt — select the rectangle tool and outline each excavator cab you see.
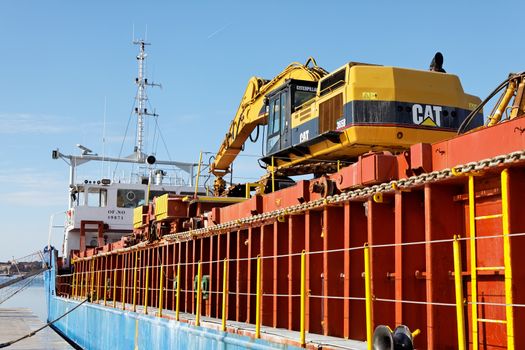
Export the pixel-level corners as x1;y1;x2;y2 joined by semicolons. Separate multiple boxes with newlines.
262;63;483;173
266;79;317;156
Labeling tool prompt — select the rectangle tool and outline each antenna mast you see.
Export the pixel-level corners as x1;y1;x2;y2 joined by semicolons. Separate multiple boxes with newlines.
133;39;161;160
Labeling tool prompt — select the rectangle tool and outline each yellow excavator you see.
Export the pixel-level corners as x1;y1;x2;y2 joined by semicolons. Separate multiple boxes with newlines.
211;53;483;195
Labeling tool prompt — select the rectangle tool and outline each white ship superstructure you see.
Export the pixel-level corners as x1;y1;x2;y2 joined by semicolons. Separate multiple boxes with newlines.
52;40;205;265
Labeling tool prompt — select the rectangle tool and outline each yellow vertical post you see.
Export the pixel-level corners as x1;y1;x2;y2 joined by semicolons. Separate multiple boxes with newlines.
453;236;466;350
364;244;372;350
144;266;150;315
75;263;80;298
157;263;164;317
113;255;118;308
146;171;152;205
103;256;108;306
71;263;77;298
80;261;87;297
86;261;90;298
96;264;101;303
73;266;80;298
255;256;262;339
196;262;202;326
501;169;515;350
271;156;275;193
90;258;95;300
300;250;306;346
337;160;341;172
468;175;479;350
194;151;203;198
80;261;85;298
221;259;228;331
133;251;139;312
175;264;181;321
85;260;89;298
122;254;127;310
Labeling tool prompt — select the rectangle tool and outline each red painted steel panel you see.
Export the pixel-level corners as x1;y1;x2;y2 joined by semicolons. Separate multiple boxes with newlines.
247;226;261;324
507;168;525;350
346;201;367;340
200;237;210;317
217;196;262;223
465;176;507;349
183;241;189;313
432;118;525;171
323;206;345;337
305;210;323;335
367;199;395;329
262;181;311;213
207;235;215;317
215;234;226;318
395;191;427;348
236;229;248;322
260;224;274;326
424;184;462;349
288;215;305;331
274;221;289;329
334;153;398;191
360;152;398;186
410;143;433;173
226;231;237;320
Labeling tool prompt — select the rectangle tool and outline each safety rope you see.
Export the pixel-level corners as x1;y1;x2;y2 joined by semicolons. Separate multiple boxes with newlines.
0;298;88;348
67;232;525;309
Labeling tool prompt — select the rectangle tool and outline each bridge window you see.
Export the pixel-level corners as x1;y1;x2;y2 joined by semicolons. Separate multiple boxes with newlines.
87;188;107;207
117;189;144;208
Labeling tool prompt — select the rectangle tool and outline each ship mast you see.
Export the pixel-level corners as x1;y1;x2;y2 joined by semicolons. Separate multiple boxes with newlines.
52;41;198;208
133;39;161;160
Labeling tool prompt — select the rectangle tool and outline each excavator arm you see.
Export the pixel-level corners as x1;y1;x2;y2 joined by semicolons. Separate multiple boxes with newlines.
210;58;327;192
459;72;525;133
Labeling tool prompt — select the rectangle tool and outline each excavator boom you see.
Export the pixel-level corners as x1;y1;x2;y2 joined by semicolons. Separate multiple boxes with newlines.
210;58;327;177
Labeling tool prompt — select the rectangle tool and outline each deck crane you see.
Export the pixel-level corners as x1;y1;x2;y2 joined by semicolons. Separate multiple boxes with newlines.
211;53;483;196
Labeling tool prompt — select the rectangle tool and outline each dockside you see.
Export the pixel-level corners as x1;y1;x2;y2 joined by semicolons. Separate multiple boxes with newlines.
0;308;72;349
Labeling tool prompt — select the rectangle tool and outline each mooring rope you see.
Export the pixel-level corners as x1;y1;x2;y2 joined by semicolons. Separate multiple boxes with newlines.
0;298;89;348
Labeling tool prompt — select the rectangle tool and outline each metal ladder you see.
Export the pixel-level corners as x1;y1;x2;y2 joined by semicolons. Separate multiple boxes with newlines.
468;169;514;350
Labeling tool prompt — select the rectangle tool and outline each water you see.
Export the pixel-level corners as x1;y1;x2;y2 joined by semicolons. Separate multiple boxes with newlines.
0;275;47;321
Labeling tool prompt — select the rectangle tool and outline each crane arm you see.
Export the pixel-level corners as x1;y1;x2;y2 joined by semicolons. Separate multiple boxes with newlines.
210;58;327;177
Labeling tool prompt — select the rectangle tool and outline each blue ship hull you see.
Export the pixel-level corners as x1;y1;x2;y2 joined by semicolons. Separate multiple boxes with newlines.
44;252;299;350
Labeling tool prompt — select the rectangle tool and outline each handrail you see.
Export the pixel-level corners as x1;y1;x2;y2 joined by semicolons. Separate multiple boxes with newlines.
60;230;525;348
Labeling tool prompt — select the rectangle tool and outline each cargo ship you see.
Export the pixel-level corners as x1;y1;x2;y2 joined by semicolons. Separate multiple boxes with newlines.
44;42;525;349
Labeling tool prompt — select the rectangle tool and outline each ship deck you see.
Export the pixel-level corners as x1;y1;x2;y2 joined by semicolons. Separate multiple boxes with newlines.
0;308;73;349
123;301;368;349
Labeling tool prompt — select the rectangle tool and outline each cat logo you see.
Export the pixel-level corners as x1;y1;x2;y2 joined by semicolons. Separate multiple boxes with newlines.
412;104;442;127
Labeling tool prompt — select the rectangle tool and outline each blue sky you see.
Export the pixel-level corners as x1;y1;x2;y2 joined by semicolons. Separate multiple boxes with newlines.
0;1;524;260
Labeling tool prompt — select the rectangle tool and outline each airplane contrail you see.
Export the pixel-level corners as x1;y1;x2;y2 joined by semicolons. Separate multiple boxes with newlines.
207;23;231;39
